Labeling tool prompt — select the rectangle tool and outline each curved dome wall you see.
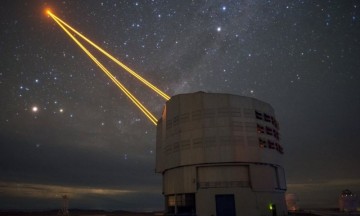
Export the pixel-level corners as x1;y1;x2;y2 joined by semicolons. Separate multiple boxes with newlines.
156;92;287;216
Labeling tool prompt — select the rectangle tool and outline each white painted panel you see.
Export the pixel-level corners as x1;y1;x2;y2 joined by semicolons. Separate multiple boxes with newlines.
250;164;277;191
198;165;249;182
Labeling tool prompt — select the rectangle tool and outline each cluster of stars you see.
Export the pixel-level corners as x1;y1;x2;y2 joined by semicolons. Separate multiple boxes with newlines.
31;105;65;114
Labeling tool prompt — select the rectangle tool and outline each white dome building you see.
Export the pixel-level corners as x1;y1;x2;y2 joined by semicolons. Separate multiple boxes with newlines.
156;92;287;216
339;189;358;212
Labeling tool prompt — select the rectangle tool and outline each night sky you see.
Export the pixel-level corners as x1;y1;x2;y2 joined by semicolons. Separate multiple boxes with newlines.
1;0;359;211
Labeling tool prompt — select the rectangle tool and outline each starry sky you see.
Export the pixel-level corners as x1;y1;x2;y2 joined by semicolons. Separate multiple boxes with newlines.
1;0;360;211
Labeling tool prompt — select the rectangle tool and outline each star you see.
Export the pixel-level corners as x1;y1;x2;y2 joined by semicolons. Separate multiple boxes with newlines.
32;106;39;112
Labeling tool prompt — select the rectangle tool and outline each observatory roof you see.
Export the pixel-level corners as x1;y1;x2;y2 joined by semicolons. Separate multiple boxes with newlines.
340;189;356;196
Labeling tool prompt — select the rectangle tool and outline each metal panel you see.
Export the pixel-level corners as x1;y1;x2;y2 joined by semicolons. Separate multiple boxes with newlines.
198;165;249;188
250;164;277;191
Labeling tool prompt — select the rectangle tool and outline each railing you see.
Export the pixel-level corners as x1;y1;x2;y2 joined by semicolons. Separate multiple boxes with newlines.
198;181;250;189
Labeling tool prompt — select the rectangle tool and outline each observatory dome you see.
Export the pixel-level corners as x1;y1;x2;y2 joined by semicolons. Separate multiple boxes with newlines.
339;189;358;212
156;92;287;216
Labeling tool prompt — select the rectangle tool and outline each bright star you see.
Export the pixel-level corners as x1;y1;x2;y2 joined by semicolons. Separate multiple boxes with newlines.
217;27;221;32
32;106;39;112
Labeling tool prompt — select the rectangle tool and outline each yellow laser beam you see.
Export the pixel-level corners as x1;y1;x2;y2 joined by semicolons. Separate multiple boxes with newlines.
48;13;158;125
48;11;170;101
45;9;51;16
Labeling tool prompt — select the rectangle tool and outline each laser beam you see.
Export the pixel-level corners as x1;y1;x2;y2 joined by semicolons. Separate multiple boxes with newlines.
48;11;170;101
48;12;158;125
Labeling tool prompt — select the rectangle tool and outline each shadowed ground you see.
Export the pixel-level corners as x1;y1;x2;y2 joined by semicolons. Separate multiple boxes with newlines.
0;210;162;216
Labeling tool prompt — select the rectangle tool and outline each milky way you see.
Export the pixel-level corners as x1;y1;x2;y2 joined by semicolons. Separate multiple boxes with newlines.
0;0;359;211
